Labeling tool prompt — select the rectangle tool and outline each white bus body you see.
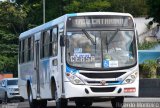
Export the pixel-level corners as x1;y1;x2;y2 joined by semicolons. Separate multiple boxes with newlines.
18;12;139;108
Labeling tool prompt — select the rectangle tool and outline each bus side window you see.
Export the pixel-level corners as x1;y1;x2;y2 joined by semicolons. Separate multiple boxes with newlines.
24;39;28;62
19;41;21;63
27;36;34;61
41;30;50;58
51;27;58;57
28;37;31;61
31;37;34;61
21;39;25;63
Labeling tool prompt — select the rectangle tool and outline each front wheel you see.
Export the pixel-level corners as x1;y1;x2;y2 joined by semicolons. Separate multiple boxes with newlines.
75;99;93;107
56;98;68;108
111;97;124;108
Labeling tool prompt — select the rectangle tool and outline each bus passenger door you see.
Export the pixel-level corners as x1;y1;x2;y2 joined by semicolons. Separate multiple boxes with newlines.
34;40;40;98
59;23;65;97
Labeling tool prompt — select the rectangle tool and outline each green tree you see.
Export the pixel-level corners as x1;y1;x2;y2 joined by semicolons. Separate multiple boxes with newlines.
0;2;28;34
147;0;160;24
109;0;148;17
64;0;111;13
16;0;64;24
0;2;29;76
16;0;43;26
45;0;64;22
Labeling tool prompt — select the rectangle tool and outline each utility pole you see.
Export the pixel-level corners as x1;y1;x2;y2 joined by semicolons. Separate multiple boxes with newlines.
43;0;45;23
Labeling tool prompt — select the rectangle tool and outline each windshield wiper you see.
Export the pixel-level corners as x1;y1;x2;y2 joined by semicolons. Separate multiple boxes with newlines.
106;28;120;52
82;29;96;45
108;28;120;44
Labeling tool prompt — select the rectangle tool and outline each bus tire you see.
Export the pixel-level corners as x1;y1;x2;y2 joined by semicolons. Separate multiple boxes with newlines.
51;77;56;99
55;87;68;108
85;101;93;107
28;86;37;108
75;100;92;107
28;85;47;108
111;97;124;108
38;100;47;108
56;98;68;108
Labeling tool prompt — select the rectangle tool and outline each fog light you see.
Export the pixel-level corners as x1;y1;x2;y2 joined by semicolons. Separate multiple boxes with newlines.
74;79;81;84
126;79;132;83
131;75;136;79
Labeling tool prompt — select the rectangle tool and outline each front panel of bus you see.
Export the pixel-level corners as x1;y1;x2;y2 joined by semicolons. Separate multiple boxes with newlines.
64;15;139;98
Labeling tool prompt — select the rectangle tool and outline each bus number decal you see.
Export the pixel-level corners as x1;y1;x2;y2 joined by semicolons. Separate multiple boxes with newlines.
70;53;95;63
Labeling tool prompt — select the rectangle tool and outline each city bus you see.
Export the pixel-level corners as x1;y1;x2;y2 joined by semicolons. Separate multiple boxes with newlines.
18;12;139;108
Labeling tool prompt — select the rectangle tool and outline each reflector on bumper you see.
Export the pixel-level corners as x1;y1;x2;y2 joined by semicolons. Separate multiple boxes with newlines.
124;88;136;93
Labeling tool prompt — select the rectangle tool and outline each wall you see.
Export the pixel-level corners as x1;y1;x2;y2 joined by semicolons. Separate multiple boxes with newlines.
139;79;160;97
0;74;13;80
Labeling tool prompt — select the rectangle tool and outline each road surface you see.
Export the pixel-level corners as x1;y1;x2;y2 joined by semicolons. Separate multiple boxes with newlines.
1;98;160;108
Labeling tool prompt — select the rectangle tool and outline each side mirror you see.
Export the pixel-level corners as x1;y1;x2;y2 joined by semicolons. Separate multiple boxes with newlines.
2;82;6;87
60;35;65;47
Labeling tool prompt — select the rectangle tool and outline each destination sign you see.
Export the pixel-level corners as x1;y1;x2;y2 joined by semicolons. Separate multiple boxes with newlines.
67;16;134;29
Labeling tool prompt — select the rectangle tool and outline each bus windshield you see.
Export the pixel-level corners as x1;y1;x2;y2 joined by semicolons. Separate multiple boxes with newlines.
66;16;136;69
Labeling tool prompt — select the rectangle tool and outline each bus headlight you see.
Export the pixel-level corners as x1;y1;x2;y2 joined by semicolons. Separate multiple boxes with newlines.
66;73;84;85
123;71;138;84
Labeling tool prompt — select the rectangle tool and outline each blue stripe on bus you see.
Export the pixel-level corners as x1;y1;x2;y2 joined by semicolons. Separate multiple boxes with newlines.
108;81;122;85
67;13;77;17
66;65;79;73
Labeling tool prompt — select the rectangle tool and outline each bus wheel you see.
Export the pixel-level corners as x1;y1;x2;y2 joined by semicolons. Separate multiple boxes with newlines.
75;100;93;107
84;101;93;107
56;98;68;108
37;100;47;108
75;101;83;107
111;97;124;108
55;90;67;108
28;86;37;108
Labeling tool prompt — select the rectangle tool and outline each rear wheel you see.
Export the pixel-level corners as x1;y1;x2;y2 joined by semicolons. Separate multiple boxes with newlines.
111;97;124;108
28;86;47;108
28;86;37;108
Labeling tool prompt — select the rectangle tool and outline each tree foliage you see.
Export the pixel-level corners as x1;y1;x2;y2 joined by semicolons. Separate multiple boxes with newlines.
0;2;28;34
0;0;158;77
64;0;111;13
109;0;148;17
0;2;28;76
147;0;160;24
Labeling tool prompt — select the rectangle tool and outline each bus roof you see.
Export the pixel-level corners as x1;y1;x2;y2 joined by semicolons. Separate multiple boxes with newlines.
19;12;133;39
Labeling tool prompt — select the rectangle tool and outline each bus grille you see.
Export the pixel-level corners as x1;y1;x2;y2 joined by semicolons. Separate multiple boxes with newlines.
90;87;116;92
86;81;120;85
80;72;125;78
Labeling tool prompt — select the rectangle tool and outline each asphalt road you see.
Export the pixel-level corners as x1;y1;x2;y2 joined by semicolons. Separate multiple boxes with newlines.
1;98;160;108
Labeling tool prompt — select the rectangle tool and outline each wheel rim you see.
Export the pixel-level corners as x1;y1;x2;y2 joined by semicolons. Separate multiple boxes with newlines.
29;88;33;103
55;90;58;102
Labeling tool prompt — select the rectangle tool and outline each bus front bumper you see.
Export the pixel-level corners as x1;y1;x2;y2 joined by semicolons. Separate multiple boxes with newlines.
64;81;139;99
